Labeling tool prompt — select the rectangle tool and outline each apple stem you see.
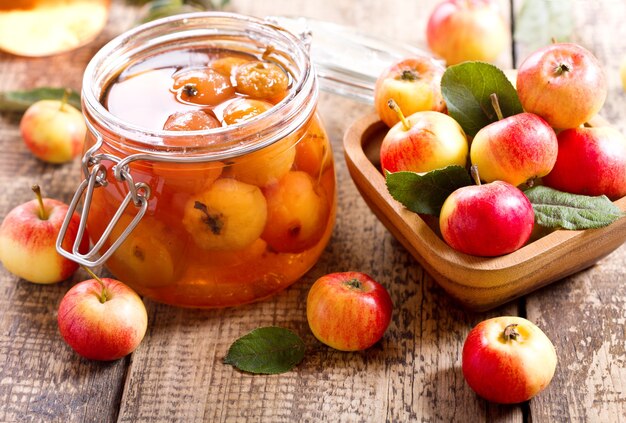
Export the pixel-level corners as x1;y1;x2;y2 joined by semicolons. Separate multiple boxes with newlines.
554;63;571;76
503;323;520;341
346;278;362;290
31;185;48;220
489;93;504;121
387;99;411;131
470;165;482;186
59;88;70;112
81;265;109;303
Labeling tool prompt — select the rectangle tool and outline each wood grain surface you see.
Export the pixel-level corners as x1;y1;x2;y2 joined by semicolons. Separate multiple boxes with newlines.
0;1;624;422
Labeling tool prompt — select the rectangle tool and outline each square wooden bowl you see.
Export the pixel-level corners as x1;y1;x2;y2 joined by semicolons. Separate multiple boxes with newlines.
343;112;626;311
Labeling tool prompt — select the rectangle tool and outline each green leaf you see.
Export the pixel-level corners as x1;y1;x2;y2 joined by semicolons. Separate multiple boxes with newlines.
524;185;625;230
514;0;574;51
386;166;473;216
224;327;305;374
0;88;81;113
441;62;523;137
136;0;230;23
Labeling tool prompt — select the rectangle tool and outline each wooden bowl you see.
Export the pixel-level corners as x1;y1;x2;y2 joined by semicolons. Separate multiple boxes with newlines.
343;113;626;311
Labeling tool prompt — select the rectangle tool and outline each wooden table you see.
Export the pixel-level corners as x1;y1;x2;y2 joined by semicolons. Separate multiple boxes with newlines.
1;1;625;421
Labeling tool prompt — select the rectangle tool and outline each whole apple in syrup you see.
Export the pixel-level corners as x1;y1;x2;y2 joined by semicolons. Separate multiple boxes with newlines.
306;272;393;352
20;98;86;164
470;94;558;187
462;316;557;404
58;267;148;361
426;0;509;66
0;185;88;284
543;126;626;200
374;56;446;128
380;101;468;174
439;167;534;257
516;42;607;129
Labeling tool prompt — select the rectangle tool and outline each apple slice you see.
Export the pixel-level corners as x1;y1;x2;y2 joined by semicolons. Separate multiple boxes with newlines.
0;0;109;57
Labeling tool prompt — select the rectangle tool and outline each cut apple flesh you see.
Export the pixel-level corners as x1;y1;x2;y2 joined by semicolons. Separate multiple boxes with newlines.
0;0;109;57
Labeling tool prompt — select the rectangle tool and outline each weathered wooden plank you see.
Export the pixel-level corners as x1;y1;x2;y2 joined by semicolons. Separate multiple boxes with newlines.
0;3;141;422
514;0;626;421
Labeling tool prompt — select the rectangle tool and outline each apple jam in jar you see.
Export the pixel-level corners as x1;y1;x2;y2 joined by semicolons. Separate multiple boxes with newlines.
68;12;336;307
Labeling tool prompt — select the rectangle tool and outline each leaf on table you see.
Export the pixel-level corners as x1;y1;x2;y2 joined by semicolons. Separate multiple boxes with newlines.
524;185;625;230
441;62;523;137
224;326;306;375
514;0;574;51
385;166;473;216
0;88;81;113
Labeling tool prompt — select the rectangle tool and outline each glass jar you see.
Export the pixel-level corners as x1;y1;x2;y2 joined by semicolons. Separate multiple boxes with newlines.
59;12;336;308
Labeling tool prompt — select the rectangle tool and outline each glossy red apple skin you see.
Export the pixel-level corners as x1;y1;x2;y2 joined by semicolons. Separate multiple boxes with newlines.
306;272;393;352
380;111;468;174
516;43;607;129
426;0;509;66
374;56;446;128
543;126;626;200
0;198;88;284
462;316;557;404
58;277;148;361
470;112;558;186
439;181;534;257
20;100;86;164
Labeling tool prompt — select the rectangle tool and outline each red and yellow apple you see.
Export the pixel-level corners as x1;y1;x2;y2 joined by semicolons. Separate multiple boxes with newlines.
380;108;468;174
57;274;148;361
426;0;509;66
0;185;88;283
470;111;558;186
516;43;607;129
542;126;626;200
20;99;86;163
306;272;393;352
439;176;534;256
374;56;446;128
462;316;557;404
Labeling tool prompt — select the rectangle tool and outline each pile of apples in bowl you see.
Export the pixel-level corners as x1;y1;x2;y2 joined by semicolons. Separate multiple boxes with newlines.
343;41;626;311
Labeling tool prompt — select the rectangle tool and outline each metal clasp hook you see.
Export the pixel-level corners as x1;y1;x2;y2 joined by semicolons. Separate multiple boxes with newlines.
56;128;151;267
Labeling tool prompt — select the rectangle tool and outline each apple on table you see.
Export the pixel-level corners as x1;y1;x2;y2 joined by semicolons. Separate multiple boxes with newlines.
306;272;393;352
20;98;86;164
462;316;557;404
0;185;88;284
58;268;148;361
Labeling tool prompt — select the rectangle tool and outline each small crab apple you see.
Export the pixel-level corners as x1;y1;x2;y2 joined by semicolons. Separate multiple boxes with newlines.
516;43;607;129
182;178;267;251
470;94;558;187
542;126;626;200
307;272;393;352
0;185;88;284
294;116;331;177
222;98;274;125
20;98;86;164
426;0;509;66
374;55;446;128
261;171;329;253
380;101;468;174
105;215;184;289
57;267;148;361
172;67;235;106
163;110;221;131
439;167;535;257
234;60;290;102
